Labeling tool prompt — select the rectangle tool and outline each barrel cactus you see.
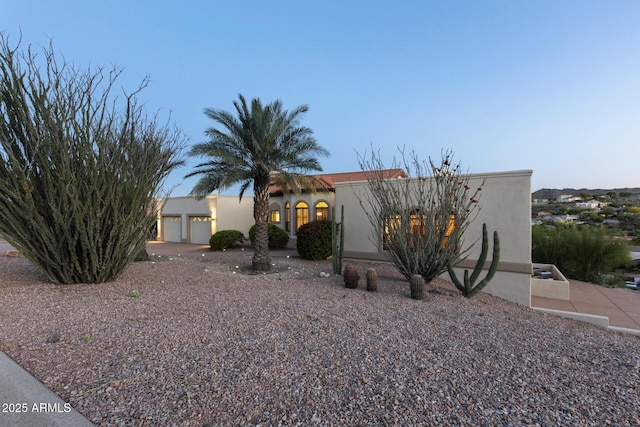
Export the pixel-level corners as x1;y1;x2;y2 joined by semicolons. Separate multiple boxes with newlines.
409;274;425;300
343;265;360;289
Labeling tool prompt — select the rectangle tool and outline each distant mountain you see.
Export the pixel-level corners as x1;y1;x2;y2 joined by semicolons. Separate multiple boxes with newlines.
532;188;640;200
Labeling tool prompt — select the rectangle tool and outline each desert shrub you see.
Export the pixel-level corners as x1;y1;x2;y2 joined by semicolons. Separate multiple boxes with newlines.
357;149;481;283
297;220;333;260
248;224;289;249
209;230;244;250
531;224;567;267
532;224;632;283
0;35;185;284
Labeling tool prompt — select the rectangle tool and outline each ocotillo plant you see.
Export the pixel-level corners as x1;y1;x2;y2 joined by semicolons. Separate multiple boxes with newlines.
447;223;500;298
331;205;345;274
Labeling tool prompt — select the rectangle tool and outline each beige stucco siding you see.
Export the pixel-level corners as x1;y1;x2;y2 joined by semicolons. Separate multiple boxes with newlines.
157;195;254;243
334;170;533;306
214;196;255;236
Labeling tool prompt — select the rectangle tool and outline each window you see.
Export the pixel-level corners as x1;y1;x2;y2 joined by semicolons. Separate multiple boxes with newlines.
285;202;291;232
409;210;426;237
382;213;401;250
295;201;309;230
315;201;329;221
438;214;457;248
269;202;281;223
382;211;456;250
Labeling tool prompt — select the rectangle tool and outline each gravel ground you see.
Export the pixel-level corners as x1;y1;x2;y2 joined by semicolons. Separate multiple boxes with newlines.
1;242;639;426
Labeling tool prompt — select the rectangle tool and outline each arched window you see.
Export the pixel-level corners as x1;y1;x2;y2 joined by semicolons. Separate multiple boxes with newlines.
295;201;309;230
381;210;456;250
285;202;291;232
315;201;329;221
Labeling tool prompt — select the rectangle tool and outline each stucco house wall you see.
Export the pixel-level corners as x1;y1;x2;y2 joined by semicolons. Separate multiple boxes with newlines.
157;195;254;243
334;170;533;306
214;196;256;236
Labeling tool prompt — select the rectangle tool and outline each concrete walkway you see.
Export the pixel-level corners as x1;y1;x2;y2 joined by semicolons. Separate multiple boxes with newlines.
531;279;640;335
0;352;95;427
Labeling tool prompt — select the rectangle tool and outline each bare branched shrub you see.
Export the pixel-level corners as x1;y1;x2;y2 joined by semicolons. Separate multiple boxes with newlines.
0;35;185;284
357;148;482;283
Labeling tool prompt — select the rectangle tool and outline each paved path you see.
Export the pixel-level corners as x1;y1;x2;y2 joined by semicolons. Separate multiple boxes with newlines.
531;279;640;334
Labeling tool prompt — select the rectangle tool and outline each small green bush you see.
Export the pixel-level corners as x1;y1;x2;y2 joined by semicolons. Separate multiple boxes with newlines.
248;224;289;249
297;220;333;260
209;230;244;250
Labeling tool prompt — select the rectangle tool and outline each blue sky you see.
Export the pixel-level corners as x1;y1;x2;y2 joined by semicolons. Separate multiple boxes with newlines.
3;0;639;195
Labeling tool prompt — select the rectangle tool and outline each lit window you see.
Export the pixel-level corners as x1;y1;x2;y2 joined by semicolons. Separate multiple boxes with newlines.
382;211;456;250
315;201;329;221
295;201;309;230
285;202;291;232
382;213;401;250
270;210;281;223
438;214;457;248
409;210;426;237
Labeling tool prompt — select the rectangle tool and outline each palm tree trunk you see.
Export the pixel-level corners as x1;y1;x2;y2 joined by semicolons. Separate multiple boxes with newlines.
252;180;272;271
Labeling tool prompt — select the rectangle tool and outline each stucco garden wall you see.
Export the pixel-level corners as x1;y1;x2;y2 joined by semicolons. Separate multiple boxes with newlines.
334;170;533;306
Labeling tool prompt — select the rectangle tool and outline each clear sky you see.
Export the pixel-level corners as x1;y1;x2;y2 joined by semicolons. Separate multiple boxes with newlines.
3;0;639;195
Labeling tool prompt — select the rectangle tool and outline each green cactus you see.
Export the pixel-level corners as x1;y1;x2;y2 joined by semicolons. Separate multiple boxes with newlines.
447;223;500;298
409;274;425;300
332;205;345;274
366;268;378;292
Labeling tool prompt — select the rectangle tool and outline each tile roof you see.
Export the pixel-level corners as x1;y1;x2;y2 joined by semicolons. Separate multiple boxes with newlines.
269;168;407;194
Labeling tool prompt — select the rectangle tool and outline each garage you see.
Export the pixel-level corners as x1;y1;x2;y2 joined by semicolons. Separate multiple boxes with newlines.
189;216;213;244
162;216;182;242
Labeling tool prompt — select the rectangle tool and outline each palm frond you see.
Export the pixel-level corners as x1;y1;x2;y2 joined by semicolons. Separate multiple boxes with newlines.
185;93;329;199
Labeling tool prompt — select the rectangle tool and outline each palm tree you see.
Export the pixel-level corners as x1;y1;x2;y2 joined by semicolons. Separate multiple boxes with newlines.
186;94;329;271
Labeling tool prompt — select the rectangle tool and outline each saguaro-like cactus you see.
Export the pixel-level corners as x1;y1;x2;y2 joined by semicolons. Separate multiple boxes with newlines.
332;205;345;274
366;268;378;292
447;223;500;298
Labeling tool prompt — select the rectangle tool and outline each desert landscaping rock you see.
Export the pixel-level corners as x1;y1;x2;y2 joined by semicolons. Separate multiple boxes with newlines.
0;248;639;426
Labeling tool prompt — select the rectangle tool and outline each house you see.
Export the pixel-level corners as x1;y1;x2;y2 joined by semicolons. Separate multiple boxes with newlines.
551;214;579;224
267;169;407;236
556;195;580;203
156;195;254;244
576;200;600;209
334;170;533;306
156;168;534;306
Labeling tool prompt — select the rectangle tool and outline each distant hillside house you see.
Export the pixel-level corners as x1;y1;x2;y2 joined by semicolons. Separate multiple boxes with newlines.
531;199;549;205
576;200;600;209
268;169;407;236
556;195;580;203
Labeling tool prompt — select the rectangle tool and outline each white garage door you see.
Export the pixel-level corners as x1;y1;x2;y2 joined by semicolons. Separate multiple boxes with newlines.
162;216;182;242
190;216;213;244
